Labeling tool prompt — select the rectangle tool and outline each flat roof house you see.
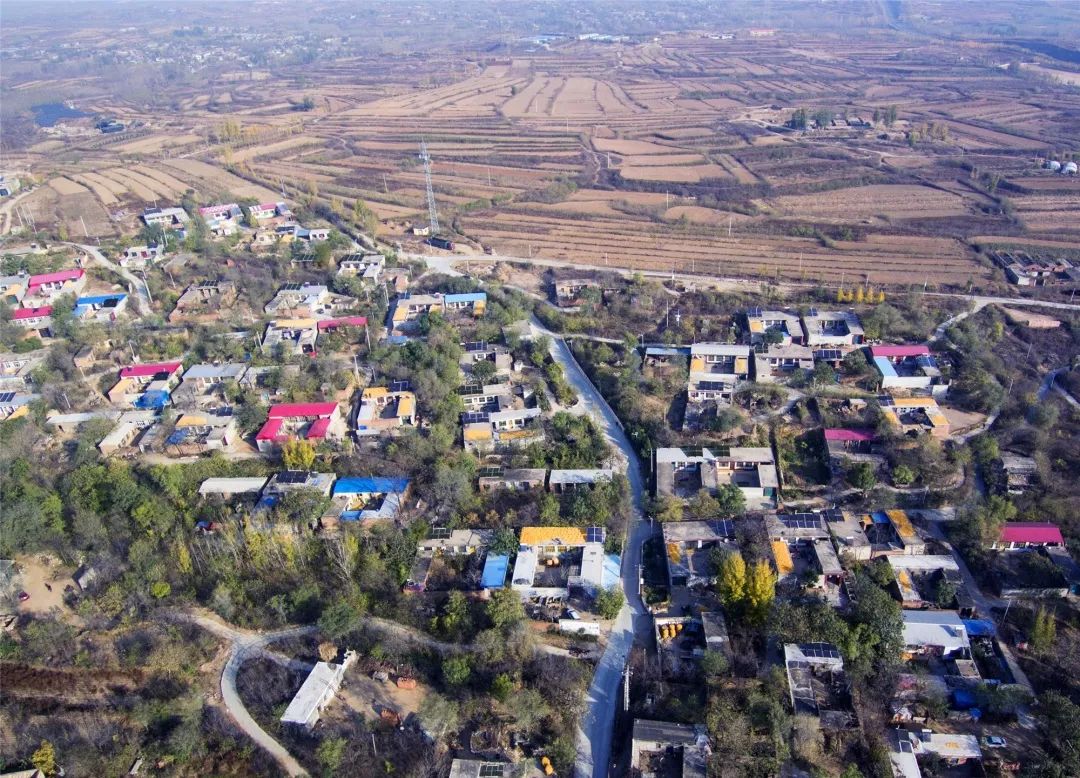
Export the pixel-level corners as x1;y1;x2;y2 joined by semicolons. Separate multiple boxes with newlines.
262;318;319;356
662;519;738;587
406;528;492;592
902;611;970;658
754;343;814;383
142;206;190;228
554;277;601;306
0;391;38;421
255;402;345;453
280;651;357;730
328;476;411;524
630;719;710;778
548;468;615;493
264;470;336;497
389;291;487;332
993;522;1064;550
746;308;804;345
106;361;183;407
179;362;247;405
169;281;238;323
198;476;269;498
75;293;127;322
870;345;948;396
459;341;513;375
858;509;927;556
166;412;237;455
477;467;547;492
880;394;951;439
654;446;779;510
355;385;417;436
337;252;384;282
463;407;544;455
264;283;351;318
511;526;608;601
783;643;856;731
685;343;751;426
118;244;163;268
801;309;864;347
250;201;292;222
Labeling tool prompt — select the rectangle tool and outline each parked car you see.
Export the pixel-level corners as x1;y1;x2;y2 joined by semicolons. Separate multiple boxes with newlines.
983;736;1007;749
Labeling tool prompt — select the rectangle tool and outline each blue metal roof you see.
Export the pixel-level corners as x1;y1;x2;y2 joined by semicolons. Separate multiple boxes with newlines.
602;553;621;589
76;293;126;306
481;554;509;589
963;619;995;638
444;292;486;304
874;356;898;379
332;476;410;495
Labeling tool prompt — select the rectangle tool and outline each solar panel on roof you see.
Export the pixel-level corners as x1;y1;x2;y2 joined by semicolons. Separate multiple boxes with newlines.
815;349;842;361
389;380;410;392
585;527;604;543
462;411;489;424
801;642;841;660
0;391;15;403
281;282;304;291
429;527;451;540
478;467;503;478
459;383;482;395
277;471;308;484
747;307;762;318
781;515;822;530
808;307;819;317
823;509;843;522
479;765;504;778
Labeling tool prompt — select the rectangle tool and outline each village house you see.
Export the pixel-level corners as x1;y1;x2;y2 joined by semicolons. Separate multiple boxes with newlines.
24;268;86;304
0;352;44;392
336;252;384;283
458;380;518;412
630;719;710;778
263;283;352;318
118;244;163;268
169;281;238;323
255;402;346;453
857;509;928;556
263;470;336;498
165;411;238;455
890;729;982;772
75;293;127;322
177;362;247;405
511;526;610;601
198;476;269;499
754;343;814;382
355;384;417;436
316;315;368;346
746;308;804;345
783;643;857;733
869;345;948;396
801;309;864;347
141;206;190;229
239;365;300;403
0;391;38;420
250;201;292;223
654;446;779;510
548;468;615;493
448;760;522;778
326;476;411;525
106;361;183;408
996;452;1038;494
96;412;160;456
10;306;52;338
477;466;547;492
389;291;487;332
553;277;601;306
0;273;28;306
686;343;751;410
261;318;318;356
662;519;738;588
887;555;967;611
280;651;357;730
823;428;880;473
462;406;544;454
901;611;970;658
880;395;951;439
992;522;1064;550
197;203;243;236
406;528;492;592
459;341;513;375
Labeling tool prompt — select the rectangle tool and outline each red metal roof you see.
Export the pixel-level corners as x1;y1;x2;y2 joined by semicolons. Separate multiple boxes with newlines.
317;316;367;330
119;361;182;378
870;344;930;359
306;417;332;438
255;418;284;441
28;268;84;286
1000;522;1063;545
824;428;876;442
12;306;52;320
267;402;337;419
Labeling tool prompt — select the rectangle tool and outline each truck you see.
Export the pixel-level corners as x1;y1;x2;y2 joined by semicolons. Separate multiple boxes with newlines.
427;236;454;251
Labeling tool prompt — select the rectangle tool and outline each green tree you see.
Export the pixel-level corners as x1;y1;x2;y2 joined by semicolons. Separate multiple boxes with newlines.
442;655;471;687
150;581;171;599
316;737;346;774
595;586;624;619
847;461;876;493
717;552;747;613
1031;607;1057;655
688;489;721;518
714;484;747;517
892;465;916;486
486;587;524;631
318;599;363;639
962;495;1017;547
490;673;514;702
701;649;729;677
32;740;57;776
436;591;470;639
812;361;836;387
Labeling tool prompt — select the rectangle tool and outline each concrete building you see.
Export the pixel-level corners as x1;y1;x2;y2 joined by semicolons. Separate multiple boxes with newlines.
901;611;970;658
280;651;357;730
511;526;608;601
630;719;710;778
261;318;318;356
198;477;269;498
10;306;53;338
118;244;163;268
355;385;417;436
746;308;804;345
685;343;751;418
178;363;247;405
880;395;951;439
389;291;486;332
548;468;615;493
662;520;738;587
263;283;352;318
406;528;491;592
165;412;237;455
783;643;857;731
75;293;127;322
870;345;948;396
654;446;779;510
801;309;864;347
255;402;346;453
754;343;814;382
106;361;183;407
336;252;384;283
993;522;1064;550
24;268;86;304
169;282;238;323
142;206;190;229
477;467;547;492
328;476;411;524
462;407;544;455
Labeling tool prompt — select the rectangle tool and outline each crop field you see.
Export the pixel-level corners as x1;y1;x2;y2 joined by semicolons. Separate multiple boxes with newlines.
8;27;1080;291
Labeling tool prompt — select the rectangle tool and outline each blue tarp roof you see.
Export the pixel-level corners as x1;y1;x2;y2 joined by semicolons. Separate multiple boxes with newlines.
444;292;486;304
332;476;410;495
481;554;509;589
964;619;995;638
871;511;890;524
953;689;978;709
166;428;190;445
874;356;898;379
76;293;126;306
134;389;170;409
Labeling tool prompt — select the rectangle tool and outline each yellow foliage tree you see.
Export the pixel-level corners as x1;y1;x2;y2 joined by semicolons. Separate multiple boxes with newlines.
32;741;57;776
745;560;777;625
836;287;846;303
877;289;886;303
855;286;865;303
175;538;193;575
717;552;747;612
282;438;316;471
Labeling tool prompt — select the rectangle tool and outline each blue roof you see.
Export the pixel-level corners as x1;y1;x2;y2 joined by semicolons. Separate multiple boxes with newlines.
602;554;621;589
953;689;978;709
166;428;190;444
871;511;890;525
963;619;995;638
481;554;509;589
444;292;486;304
874;356;898;379
333;476;410;495
76;293;126;306
134;389;170;409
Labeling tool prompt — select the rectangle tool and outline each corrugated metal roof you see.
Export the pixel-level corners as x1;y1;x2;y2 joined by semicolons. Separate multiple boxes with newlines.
1000;522;1063;545
481;554;509;589
333;477;410;494
120;361;182;378
870;344;930;359
268;402;337;418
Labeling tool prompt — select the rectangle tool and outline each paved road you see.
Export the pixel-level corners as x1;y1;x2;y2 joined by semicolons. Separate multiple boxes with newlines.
65;242;153;313
527;318;652;778
1038;366;1079;408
